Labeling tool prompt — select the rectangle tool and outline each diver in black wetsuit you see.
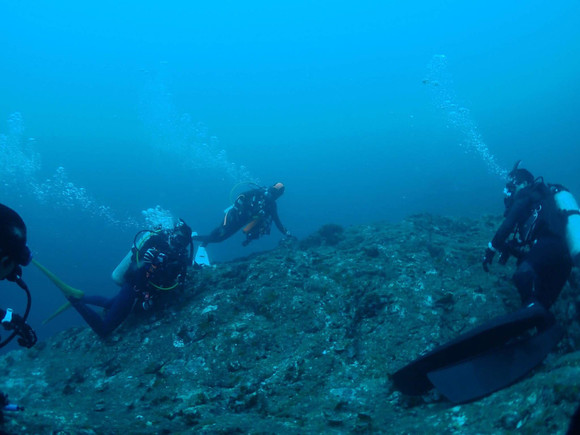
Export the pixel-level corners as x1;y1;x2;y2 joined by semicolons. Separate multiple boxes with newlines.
482;162;573;309
393;162;578;403
0;204;37;349
193;182;292;247
0;204;37;420
66;220;193;337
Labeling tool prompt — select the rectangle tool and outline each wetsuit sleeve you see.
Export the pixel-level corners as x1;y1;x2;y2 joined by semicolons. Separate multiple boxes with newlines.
270;202;287;234
491;198;528;250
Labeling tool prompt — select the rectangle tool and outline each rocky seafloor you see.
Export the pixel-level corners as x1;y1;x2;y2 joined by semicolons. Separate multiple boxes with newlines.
1;213;580;434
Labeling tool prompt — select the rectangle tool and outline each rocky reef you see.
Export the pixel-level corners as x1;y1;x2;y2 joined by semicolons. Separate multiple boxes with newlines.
1;214;580;434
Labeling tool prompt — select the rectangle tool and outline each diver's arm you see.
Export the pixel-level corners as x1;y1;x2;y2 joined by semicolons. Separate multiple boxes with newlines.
270;203;288;235
491;198;528;250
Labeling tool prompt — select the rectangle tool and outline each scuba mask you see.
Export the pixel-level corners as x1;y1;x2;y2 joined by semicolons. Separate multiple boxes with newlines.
504;160;523;199
168;219;194;265
503;180;517;210
16;245;32;267
503;160;535;209
0;204;31;269
0;244;31;278
169;219;192;249
267;182;285;200
504;160;534;198
504;178;517;199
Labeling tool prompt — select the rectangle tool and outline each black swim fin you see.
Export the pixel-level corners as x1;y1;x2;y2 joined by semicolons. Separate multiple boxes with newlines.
567;401;580;435
392;304;557;399
427;321;563;403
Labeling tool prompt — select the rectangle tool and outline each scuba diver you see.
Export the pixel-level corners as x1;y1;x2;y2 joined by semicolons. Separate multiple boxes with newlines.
482;161;579;309
0;204;37;349
393;162;580;404
192;182;293;264
1;203;37;421
40;219;193;338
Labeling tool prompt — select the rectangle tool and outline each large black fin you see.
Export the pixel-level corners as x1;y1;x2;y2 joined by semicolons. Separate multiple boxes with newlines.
426;321;563;403
567;401;580;435
392;304;556;396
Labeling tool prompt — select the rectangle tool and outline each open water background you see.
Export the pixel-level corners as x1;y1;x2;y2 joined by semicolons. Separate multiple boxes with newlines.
1;1;579;346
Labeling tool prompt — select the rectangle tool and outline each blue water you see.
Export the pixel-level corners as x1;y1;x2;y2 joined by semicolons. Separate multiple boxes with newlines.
1;1;580;346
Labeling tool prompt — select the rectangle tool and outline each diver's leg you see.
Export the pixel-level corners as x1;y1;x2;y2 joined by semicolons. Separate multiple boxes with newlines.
513;260;538;307
70;284;135;337
81;295;116;310
515;238;572;309
530;237;572;309
191;233;213;245
196;210;245;247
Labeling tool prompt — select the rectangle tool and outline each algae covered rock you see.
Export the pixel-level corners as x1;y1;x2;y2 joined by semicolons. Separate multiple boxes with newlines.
1;213;579;434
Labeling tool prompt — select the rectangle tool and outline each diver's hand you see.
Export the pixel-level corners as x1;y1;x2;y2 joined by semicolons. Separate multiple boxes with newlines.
284;230;297;242
2;313;37;348
482;247;495;272
143;248;166;265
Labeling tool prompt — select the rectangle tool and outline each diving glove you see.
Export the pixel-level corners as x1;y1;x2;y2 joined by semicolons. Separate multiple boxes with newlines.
143;248;166;265
482;246;496;272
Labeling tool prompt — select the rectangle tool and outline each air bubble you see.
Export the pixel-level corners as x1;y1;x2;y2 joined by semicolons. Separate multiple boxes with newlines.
425;56;508;179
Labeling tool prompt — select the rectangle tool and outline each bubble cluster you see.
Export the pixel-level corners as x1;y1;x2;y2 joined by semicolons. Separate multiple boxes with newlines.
31;166;135;226
0;112;41;190
0;113;137;228
141;205;176;230
424;55;508;180
139;77;256;184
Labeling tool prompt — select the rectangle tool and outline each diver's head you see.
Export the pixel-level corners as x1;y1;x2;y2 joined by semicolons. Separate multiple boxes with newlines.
0;204;31;280
504;161;534;199
168;219;192;251
267;182;285;200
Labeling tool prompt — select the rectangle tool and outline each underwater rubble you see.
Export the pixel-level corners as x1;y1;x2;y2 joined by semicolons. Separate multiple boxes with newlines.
1;213;580;434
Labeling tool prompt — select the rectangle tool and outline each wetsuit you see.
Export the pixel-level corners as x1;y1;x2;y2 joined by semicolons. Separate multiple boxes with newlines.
491;182;572;309
195;188;288;246
69;233;189;337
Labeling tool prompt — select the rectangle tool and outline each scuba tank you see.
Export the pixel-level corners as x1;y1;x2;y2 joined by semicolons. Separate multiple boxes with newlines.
553;188;580;267
111;230;155;286
111;250;133;286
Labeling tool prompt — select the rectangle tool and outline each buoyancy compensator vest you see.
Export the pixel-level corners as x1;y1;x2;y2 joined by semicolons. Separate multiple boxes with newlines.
551;184;580;267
